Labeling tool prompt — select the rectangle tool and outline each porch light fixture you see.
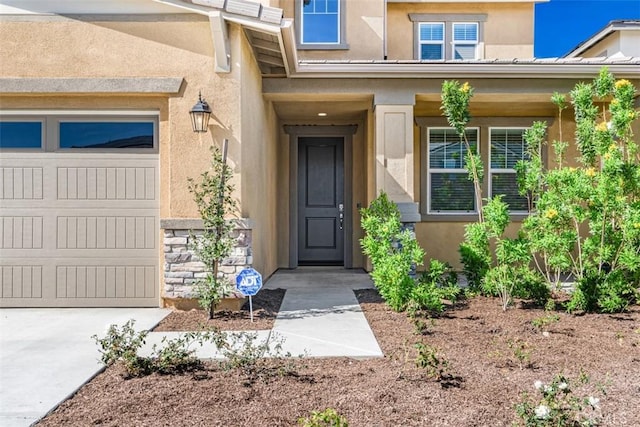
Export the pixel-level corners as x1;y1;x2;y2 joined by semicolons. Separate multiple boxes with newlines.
189;92;212;133
317;112;327;117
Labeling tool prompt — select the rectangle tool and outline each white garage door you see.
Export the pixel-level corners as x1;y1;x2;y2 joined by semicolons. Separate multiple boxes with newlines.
0;115;160;307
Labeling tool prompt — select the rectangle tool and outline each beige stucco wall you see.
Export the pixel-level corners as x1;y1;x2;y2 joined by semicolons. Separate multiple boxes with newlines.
280;0;385;60
0;14;240;222
386;2;534;60
238;27;280;278
0;14;270;291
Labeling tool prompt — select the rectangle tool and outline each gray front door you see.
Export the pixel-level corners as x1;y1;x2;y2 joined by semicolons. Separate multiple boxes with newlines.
297;137;344;265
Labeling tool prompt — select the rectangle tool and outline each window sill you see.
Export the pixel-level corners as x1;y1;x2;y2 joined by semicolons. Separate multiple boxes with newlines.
297;43;350;51
421;212;530;222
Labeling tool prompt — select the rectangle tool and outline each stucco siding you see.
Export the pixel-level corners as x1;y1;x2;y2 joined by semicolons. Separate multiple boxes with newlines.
240;28;280;278
386;2;533;60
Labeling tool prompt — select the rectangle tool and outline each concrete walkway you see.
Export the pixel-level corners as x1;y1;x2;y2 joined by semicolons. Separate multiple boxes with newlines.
143;267;383;359
0;268;382;426
0;308;170;427
265;267;383;358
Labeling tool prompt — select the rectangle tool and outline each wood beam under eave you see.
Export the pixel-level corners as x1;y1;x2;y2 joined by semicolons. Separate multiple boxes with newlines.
258;54;285;67
251;38;281;53
209;11;230;73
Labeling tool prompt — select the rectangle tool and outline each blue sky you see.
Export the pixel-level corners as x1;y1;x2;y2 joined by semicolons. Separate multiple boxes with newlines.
535;0;640;58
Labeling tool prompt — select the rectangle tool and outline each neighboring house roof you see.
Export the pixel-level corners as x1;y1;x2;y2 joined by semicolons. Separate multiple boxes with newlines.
564;20;640;58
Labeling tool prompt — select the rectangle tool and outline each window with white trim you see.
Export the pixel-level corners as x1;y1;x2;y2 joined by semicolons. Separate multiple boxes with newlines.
418;22;445;60
298;0;347;48
427;128;479;213
489;128;530;212
452;22;478;60
410;13;485;61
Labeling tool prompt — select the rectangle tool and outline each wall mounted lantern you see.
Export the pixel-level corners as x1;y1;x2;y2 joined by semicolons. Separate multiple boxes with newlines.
189;92;212;133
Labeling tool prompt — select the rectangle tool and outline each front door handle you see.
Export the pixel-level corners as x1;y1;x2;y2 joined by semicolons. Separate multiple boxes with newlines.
339;203;344;230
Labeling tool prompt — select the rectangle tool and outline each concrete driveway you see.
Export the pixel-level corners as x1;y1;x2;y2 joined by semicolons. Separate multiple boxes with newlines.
0;308;169;427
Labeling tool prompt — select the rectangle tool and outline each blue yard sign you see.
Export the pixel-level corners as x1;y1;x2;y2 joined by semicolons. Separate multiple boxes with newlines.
235;268;262;296
235;268;262;322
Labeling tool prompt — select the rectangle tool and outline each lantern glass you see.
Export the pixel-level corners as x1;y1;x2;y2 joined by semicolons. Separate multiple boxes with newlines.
189;93;212;133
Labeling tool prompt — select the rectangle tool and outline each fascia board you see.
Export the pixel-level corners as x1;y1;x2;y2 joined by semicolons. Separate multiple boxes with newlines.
290;62;640;79
152;0;211;15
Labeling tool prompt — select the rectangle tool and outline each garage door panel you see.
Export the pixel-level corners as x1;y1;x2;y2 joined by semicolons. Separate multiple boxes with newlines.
0;153;159;307
57;165;156;201
56;215;155;250
56;265;156;300
0;167;44;200
0;265;43;300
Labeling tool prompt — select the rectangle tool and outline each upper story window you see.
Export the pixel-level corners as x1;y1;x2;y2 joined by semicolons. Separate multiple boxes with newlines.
410;14;486;60
418;23;445;60
297;0;348;50
453;23;478;60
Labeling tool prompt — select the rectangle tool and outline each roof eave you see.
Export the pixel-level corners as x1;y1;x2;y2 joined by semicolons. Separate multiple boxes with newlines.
290;62;640;79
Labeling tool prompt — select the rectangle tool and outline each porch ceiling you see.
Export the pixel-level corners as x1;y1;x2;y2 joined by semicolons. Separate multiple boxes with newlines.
273;99;372;122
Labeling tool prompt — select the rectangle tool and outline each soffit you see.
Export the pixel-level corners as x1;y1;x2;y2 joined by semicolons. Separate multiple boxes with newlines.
273;99;372;122
153;0;290;77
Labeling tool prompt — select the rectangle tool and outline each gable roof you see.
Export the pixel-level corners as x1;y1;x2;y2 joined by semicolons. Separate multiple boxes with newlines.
564;20;640;58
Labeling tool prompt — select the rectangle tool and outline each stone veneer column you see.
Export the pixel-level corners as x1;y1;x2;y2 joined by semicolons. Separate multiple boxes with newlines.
159;218;253;303
374;102;421;223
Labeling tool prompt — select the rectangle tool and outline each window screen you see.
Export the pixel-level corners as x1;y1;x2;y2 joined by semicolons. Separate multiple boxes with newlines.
428;128;478;212
490;128;529;211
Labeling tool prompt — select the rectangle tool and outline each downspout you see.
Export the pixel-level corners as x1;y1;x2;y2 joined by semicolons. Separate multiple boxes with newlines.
383;0;387;60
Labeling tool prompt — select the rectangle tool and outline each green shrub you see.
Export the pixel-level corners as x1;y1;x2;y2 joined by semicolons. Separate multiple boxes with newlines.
515;374;604;426
92;320;215;377
298;408;348;427
410;260;461;315
521;69;640;313
568;270;638;314
360;192;424;311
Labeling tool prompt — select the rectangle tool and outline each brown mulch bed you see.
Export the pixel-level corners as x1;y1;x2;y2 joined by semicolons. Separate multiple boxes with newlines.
153;288;286;331
38;291;640;426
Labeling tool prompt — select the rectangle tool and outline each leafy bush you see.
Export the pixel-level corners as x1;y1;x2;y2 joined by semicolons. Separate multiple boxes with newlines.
409;260;461;315
473;197;549;310
515;374;603;426
360;192;424;311
298;408;348;427
93;320;215;377
459;222;491;291
217;331;301;383
521;69;640;313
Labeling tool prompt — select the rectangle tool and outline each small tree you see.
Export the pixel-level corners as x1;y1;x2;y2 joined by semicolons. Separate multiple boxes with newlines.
521;68;640;313
187;144;237;319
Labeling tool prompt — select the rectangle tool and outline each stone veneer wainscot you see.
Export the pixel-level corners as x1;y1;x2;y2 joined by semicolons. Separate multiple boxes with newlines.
160;218;253;300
